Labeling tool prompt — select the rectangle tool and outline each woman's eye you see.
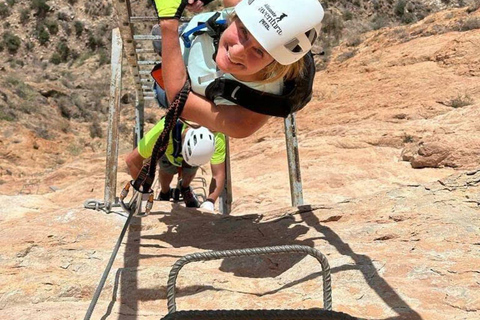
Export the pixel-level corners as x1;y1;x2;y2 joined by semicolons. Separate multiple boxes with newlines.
241;27;248;38
255;48;264;58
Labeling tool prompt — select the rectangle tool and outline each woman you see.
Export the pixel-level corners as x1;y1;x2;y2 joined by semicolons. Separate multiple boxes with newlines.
153;0;324;138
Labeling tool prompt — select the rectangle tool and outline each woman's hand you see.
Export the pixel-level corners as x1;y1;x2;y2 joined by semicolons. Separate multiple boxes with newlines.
153;0;189;19
186;0;205;13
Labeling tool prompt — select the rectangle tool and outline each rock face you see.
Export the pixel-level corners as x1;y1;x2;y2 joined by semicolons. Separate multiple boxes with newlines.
0;7;480;320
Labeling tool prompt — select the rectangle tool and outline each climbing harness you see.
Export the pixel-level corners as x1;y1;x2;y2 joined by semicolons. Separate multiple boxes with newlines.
161;245;360;320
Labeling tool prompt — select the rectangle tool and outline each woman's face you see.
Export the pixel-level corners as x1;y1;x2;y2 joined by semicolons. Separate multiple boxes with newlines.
216;18;275;82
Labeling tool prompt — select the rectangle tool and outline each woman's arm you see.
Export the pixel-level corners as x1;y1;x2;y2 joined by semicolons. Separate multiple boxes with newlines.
159;19;270;138
207;162;226;203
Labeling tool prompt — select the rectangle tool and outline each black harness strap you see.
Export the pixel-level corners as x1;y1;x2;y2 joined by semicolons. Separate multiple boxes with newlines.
206;52;316;118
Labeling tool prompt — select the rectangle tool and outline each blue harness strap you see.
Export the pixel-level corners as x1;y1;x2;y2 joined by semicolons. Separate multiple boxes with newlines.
181;19;227;48
172;120;184;158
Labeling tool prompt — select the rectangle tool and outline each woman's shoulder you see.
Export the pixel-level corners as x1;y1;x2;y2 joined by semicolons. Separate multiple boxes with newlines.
224;74;284;95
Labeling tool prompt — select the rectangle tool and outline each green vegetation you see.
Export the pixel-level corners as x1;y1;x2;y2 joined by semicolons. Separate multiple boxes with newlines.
459;17;480;31
36;24;50;45
371;14;389;30
20;8;30;23
89;120;103;138
74;21;84;37
6;0;16;6
2;31;21;54
87;31;104;51
449;94;474;108
45;19;59;35
98;49;109;66
394;0;406;16
403;134;414;143
31;0;50;19
0;3;10;18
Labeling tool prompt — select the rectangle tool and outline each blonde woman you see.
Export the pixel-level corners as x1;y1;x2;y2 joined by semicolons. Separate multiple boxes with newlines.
153;0;324;138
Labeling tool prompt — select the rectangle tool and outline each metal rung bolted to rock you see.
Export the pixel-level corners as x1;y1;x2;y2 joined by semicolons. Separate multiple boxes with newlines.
161;245;362;320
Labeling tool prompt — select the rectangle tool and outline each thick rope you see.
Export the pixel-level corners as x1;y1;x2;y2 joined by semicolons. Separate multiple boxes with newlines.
149;81;190;178
166;245;332;314
84;196;136;320
133;80;191;192
161;309;360;320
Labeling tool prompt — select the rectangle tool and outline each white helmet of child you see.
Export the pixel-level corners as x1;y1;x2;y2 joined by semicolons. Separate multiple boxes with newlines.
235;0;324;65
182;127;216;167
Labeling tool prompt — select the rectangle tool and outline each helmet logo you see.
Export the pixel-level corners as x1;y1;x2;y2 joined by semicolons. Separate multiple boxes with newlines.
248;0;255;4
257;4;285;35
275;13;288;22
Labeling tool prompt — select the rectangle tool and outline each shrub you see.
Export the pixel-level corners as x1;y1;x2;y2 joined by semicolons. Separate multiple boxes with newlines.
74;21;84;37
459;17;480;31
45;19;59;35
50;53;62;64
343;10;353;21
371;14;390;30
31;0;50;19
98;49;109;65
56;41;71;62
0;105;17;121
0;3;10;18
3;32;21;54
90;120;103;138
394;0;406;16
20;8;30;23
57;11;69;21
346;35;362;47
449;94;473;108
87;31;104;51
7;0;16;6
36;24;50;45
467;0;480;13
321;12;345;43
401;12;416;24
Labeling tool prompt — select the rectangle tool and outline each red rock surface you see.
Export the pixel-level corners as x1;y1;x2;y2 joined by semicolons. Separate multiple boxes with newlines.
0;7;479;320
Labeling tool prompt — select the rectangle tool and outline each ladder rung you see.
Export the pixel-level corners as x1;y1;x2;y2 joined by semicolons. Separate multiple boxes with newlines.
142;86;153;90
144;97;155;100
141;79;153;83
139;70;152;75
138;60;160;65
134;35;161;41
136;49;157;54
130;16;190;23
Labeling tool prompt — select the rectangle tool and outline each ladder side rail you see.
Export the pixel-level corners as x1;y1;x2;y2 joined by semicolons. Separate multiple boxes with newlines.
104;28;123;211
219;136;232;215
284;113;304;207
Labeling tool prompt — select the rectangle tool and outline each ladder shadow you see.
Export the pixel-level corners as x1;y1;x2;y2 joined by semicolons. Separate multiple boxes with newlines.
109;206;422;320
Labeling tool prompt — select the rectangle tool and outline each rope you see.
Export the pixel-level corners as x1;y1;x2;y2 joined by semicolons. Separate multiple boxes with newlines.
133;80;191;193
83;199;121;212
161;309;360;320
166;245;332;314
84;200;135;320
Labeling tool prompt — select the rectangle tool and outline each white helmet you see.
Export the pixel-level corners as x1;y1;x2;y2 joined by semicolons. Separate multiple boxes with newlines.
182;127;216;167
235;0;324;65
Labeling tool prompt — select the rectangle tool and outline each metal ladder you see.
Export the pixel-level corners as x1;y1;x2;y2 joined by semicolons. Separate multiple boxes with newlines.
104;0;304;215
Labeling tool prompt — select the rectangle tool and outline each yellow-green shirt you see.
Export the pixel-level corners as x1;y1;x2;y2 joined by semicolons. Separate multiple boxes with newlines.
138;118;225;167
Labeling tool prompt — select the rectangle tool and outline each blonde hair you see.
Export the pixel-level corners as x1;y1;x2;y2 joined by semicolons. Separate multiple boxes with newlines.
227;13;306;84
